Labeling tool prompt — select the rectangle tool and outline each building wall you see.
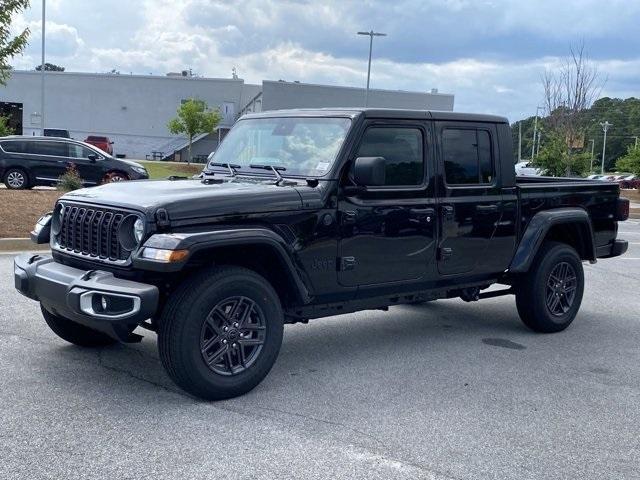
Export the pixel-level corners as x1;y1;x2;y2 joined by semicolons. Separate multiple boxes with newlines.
0;71;259;159
260;80;454;112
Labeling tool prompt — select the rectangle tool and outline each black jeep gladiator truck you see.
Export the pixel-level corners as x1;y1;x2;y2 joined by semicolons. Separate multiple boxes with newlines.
14;109;629;400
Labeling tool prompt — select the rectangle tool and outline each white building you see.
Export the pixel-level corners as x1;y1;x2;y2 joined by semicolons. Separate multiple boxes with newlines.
0;70;454;161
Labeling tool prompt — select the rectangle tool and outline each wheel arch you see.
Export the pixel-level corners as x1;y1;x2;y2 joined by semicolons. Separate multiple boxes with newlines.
510;208;596;273
136;228;312;307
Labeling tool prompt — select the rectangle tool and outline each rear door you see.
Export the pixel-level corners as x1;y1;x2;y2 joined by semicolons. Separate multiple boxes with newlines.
337;120;437;287
436;122;505;276
26;140;69;182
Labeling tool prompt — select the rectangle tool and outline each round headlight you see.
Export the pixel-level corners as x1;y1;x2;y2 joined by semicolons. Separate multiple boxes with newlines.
134;218;145;243
51;204;64;236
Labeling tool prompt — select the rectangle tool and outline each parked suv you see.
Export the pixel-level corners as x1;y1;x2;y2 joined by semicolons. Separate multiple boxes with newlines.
0;136;148;189
85;135;114;155
43;128;70;138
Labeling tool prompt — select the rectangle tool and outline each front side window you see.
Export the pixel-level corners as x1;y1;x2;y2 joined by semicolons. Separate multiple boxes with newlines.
68;144;97;159
355;127;424;186
209;117;351;177
443;128;493;185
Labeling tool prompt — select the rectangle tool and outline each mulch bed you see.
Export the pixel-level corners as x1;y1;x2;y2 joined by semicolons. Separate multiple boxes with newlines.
0;189;63;238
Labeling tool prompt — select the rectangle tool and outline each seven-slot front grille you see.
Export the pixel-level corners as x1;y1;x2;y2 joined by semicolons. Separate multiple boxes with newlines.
57;204;128;261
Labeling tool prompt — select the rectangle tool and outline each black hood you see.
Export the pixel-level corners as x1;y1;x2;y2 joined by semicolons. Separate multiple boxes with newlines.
61;177;306;221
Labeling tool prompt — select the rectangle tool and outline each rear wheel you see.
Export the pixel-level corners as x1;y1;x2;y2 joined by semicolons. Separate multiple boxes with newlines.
158;266;284;400
4;168;29;189
41;305;117;347
515;241;584;333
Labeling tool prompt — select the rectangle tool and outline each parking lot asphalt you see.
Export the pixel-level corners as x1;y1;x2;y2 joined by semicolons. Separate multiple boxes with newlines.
1;222;640;480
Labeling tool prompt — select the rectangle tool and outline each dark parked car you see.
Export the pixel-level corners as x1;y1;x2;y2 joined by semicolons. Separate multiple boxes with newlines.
15;109;629;400
0;136;148;189
43;128;70;138
85;135;114;155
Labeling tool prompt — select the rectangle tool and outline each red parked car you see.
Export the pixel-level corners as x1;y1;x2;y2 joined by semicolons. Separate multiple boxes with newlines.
84;135;114;155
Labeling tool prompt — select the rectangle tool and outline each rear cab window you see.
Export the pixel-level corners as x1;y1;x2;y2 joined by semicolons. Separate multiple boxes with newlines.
442;128;494;185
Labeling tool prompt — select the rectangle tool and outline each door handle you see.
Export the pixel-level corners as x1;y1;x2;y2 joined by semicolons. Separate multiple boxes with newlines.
342;211;357;224
441;205;454;221
476;204;498;213
410;207;435;223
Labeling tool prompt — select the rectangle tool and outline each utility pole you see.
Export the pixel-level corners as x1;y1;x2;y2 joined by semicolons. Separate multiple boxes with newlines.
357;30;387;107
518;121;522;162
531;106;543;159
40;0;46;134
589;139;595;173
536;131;542;157
600;121;612;174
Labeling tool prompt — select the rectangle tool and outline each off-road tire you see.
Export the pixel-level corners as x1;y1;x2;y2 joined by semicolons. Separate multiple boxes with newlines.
158;266;284;400
515;241;584;333
41;305;117;347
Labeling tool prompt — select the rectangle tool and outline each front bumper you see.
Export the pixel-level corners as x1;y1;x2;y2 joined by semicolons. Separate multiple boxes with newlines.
14;254;159;341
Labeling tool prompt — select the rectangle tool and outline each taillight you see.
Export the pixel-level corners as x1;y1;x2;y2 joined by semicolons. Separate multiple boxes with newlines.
616;198;629;221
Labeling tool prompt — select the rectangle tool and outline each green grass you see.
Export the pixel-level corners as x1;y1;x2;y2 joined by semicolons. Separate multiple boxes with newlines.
138;161;204;180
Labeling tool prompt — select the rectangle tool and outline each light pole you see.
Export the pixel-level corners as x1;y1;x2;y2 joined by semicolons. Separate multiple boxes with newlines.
531;105;543;159
357;30;387;107
600;121;612;174
589;139;595;173
40;0;46;134
518;121;522;162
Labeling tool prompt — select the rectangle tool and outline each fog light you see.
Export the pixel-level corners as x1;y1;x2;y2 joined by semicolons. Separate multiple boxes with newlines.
141;247;189;263
101;296;108;311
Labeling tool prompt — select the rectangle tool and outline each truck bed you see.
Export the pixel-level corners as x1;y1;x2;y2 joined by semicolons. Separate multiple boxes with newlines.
515;176;621;250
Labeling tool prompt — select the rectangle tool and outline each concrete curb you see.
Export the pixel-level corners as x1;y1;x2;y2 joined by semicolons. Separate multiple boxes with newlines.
0;238;48;252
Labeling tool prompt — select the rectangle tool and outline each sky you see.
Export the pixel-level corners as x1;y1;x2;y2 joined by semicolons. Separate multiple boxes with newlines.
8;0;640;121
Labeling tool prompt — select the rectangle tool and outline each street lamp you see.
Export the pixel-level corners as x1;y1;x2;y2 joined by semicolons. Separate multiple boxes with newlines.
600;121;612;175
531;106;543;159
357;30;387;107
40;0;46;133
589;139;595;173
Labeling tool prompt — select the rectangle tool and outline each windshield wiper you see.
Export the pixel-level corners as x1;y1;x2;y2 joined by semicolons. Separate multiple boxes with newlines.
211;162;241;176
249;164;287;184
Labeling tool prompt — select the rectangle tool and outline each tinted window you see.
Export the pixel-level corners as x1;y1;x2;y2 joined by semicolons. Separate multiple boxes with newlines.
356;127;424;186
443;129;493;184
0;141;29;153
29;141;69;157
68;144;97;159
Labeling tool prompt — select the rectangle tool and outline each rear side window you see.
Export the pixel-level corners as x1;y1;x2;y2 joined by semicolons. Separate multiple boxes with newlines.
356;127;424;186
0;141;29;153
443;129;493;185
29;141;69;157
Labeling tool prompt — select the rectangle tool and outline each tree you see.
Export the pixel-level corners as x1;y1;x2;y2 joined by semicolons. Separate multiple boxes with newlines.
0;0;30;85
35;62;65;71
168;99;222;163
541;42;605;152
533;132;591;177
0;115;13;136
616;145;640;176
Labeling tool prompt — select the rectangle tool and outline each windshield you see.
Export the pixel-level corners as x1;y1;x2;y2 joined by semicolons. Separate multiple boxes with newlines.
209;117;351;177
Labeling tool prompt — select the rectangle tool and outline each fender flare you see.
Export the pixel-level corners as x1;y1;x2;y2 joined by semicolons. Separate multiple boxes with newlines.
509;208;596;273
133;228;311;304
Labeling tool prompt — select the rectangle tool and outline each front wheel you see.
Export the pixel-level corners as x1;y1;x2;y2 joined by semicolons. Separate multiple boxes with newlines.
515;241;585;333
102;171;129;183
158;266;284;400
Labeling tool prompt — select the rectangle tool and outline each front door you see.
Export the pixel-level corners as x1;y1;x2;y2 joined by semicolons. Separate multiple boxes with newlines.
338;122;437;287
436;122;505;276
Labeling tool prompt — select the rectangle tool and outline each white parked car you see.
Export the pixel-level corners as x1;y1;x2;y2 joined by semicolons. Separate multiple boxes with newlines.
515;161;542;176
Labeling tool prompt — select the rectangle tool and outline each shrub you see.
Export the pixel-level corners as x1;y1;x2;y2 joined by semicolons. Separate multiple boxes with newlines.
57;164;84;192
0;115;13;136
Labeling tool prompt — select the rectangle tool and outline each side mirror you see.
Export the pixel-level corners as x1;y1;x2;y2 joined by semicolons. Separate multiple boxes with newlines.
353;156;386;186
87;154;98;162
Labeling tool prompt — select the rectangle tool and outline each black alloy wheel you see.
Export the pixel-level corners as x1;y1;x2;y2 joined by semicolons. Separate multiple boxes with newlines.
200;296;267;376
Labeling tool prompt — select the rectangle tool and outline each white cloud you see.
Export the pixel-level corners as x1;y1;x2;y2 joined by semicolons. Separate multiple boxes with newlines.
5;0;640;121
